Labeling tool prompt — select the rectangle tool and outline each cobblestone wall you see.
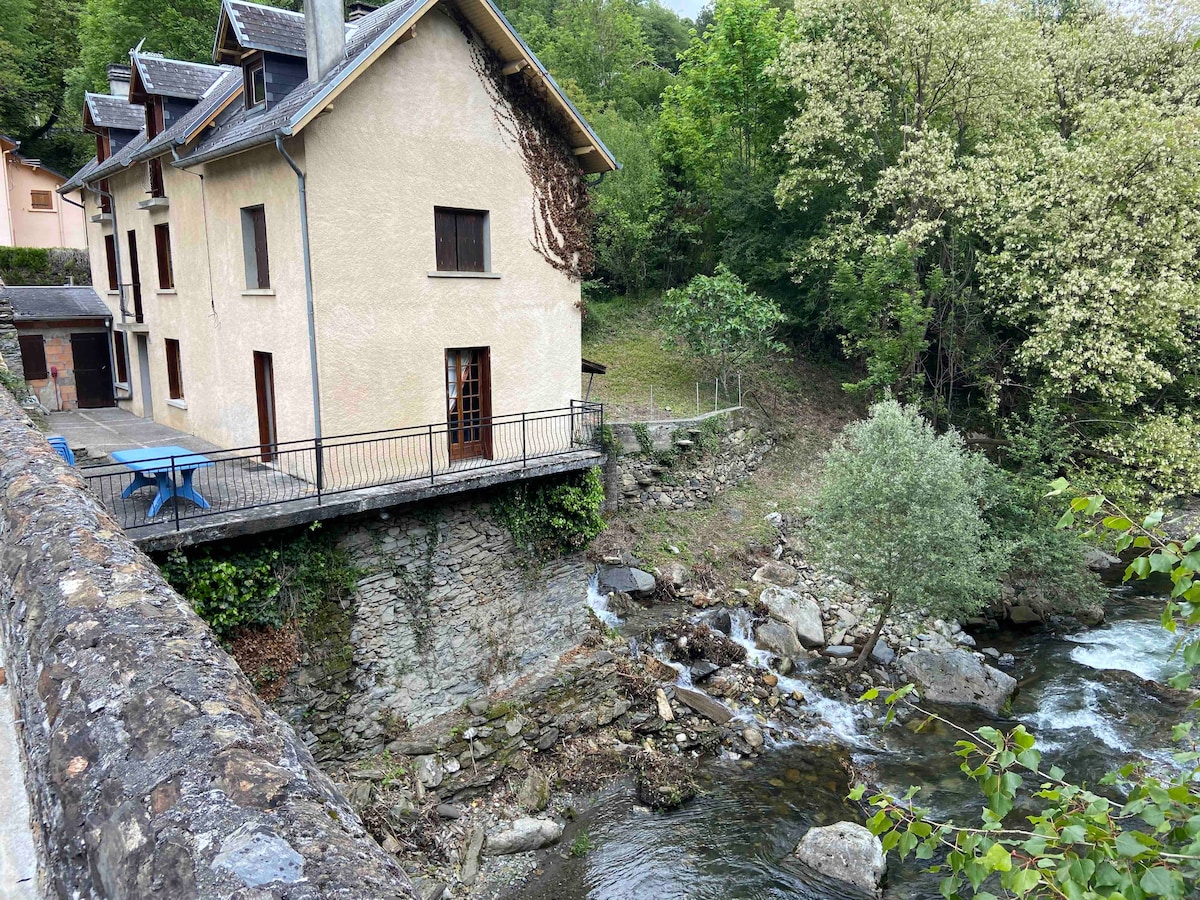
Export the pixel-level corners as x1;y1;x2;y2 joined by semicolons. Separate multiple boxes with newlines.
605;410;774;512
0;390;414;899
275;499;592;763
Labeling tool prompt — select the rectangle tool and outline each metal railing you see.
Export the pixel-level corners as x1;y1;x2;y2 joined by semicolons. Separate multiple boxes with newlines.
80;401;604;533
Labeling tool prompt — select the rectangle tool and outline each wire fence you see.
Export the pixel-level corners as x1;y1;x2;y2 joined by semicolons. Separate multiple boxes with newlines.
79;402;604;533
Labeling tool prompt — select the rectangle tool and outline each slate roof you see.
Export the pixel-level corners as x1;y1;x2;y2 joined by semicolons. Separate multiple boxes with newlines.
133;53;231;100
84;93;144;132
59;156;99;194
183;0;422;167
223;0;309;56
2;286;111;321
131;69;242;163
89;129;149;182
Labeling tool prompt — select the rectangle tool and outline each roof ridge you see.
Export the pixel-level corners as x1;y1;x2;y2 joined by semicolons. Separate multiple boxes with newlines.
228;0;306;19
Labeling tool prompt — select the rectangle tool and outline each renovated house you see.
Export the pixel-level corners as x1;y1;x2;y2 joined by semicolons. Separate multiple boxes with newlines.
1;135;87;249
61;0;615;480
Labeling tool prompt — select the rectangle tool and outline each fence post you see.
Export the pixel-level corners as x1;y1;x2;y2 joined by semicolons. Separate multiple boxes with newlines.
428;424;436;485
738;373;742;407
695;383;699;416
171;455;180;531
649;386;653;418
714;378;718;412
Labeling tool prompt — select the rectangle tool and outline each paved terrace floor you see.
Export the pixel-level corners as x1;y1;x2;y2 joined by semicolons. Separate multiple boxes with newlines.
49;409;603;550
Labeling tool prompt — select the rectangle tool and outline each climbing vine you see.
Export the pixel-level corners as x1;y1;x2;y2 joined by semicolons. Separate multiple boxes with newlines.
453;9;595;280
491;468;606;561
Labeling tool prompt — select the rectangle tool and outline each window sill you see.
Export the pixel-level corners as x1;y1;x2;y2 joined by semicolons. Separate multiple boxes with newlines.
90;213;112;224
166;398;188;410
106;290;120;296
427;271;501;279
114;382;131;394
241;288;275;296
138;196;169;210
157;289;177;296
28;208;56;214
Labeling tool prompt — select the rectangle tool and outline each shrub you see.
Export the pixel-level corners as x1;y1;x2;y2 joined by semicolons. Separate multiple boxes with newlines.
160;524;360;642
809;399;997;669
0;247;90;286
491;467;607;560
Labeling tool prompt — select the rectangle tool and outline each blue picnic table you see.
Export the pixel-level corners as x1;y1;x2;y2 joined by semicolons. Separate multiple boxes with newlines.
111;446;214;518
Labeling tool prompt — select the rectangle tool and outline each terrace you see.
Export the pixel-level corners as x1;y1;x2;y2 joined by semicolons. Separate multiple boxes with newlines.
52;403;605;550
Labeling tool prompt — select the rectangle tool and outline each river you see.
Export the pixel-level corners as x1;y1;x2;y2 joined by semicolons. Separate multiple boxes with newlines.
519;573;1182;899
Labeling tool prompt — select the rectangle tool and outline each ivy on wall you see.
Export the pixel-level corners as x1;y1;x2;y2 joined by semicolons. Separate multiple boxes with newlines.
454;9;595;281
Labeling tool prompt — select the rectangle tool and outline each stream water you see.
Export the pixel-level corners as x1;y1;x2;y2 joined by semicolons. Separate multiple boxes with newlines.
526;573;1183;899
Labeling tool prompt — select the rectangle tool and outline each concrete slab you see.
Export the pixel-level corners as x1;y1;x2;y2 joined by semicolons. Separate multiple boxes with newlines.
46;408;219;460
0;643;40;899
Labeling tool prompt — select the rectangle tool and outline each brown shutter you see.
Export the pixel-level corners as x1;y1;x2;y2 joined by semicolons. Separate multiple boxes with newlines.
165;339;183;400
456;211;485;272
104;234;119;291
434;208;458;271
252;207;270;288
113;332;128;384
155;223;173;289
18;335;47;380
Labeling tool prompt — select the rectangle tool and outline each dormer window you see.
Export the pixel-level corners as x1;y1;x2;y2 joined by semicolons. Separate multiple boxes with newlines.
245;59;266;109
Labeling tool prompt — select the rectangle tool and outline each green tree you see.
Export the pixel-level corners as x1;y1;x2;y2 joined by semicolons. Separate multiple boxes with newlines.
661;263;785;386
860;485;1200;898
809;399;997;671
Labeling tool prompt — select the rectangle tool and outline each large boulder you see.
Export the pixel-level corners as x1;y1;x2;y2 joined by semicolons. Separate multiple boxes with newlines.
899;649;1017;715
793;821;886;895
755;620;801;660
761;586;825;648
752;561;799;587
598;565;656;599
484;818;564;856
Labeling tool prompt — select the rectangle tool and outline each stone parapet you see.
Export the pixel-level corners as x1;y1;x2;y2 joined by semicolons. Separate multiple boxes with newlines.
0;389;413;898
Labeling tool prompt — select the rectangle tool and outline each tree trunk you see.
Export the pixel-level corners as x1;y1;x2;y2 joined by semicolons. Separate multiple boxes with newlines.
852;594;894;675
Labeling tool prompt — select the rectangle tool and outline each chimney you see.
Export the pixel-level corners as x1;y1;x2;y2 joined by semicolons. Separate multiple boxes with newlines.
106;63;131;98
304;0;346;83
348;1;377;21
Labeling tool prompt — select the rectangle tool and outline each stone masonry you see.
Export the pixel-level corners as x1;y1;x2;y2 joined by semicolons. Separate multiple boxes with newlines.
605;409;774;512
0;388;414;899
275;499;592;763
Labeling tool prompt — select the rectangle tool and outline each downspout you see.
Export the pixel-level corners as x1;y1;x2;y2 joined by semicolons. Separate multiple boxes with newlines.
87;183;128;323
274;134;324;491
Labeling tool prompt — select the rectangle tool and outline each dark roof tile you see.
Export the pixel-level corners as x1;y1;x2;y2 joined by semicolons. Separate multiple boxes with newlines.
226;0;309;56
2;286;111;321
132;69;242;162
134;53;232;100
85;93;144;131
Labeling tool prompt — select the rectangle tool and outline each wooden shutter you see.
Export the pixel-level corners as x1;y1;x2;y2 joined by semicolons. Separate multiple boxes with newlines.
154;223;173;289
113;332;128;384
456;212;485;272
251;207;270;288
104;234;119;290
18;335;47;380
148;158;165;198
434;208;458;271
30;190;52;210
165;339;183;400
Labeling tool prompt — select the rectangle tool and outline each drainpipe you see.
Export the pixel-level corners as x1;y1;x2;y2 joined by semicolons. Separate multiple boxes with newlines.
87;183;128;323
274;135;324;491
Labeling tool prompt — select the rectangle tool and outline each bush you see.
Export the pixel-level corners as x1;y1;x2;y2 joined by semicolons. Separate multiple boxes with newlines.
491;467;607;560
160;524;360;642
0;247;90;286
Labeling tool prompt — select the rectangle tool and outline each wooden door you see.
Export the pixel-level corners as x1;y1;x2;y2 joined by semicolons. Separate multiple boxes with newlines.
254;351;277;462
70;333;115;409
127;230;143;323
446;347;492;461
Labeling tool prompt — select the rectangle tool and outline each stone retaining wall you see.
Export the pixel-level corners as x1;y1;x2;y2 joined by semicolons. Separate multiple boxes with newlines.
0;389;414;899
275;499;592;763
604;409;774;512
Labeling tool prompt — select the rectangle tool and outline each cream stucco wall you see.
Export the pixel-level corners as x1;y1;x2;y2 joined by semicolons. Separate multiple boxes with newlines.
301;7;583;439
4;154;86;249
77;4;584;460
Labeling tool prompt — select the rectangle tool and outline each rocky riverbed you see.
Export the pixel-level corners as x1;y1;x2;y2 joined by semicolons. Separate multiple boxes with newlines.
322;509;1087;899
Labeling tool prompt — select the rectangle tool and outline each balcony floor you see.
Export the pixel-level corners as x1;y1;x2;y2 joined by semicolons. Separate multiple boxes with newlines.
48;409;604;551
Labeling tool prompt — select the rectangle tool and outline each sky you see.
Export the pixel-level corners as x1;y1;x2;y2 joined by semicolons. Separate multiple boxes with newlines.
661;0;707;22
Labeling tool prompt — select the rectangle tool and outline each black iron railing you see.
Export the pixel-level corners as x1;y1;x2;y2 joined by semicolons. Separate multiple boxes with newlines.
80;402;604;532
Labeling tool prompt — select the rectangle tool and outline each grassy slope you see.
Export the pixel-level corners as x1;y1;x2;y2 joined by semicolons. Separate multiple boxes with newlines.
584;295;861;582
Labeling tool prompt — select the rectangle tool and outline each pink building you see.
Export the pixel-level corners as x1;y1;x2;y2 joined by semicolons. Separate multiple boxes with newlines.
0;134;87;250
